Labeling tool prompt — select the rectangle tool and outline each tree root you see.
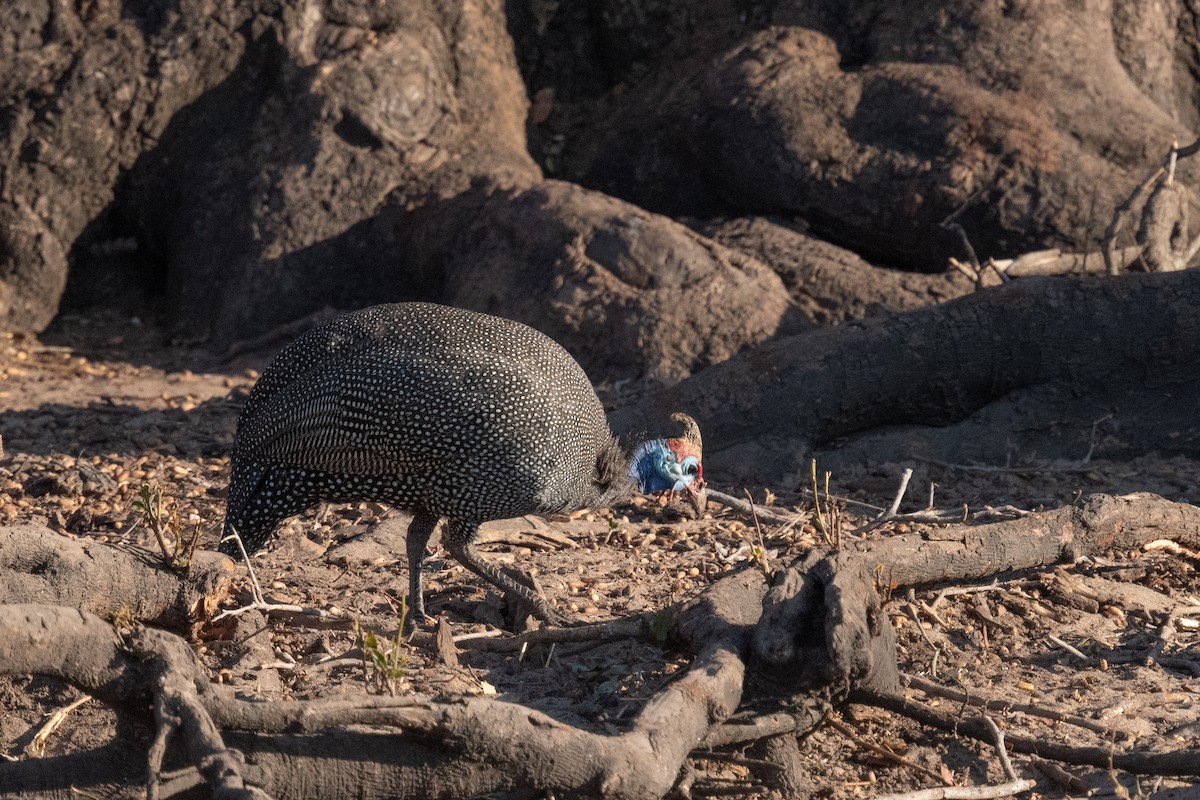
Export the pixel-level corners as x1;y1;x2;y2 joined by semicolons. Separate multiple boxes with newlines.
0;523;234;629
3;492;1200;797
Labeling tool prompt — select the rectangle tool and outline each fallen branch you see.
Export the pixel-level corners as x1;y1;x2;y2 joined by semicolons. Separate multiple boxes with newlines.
707;488;799;525
857;686;1200;776
844;493;1200;589
903;674;1132;741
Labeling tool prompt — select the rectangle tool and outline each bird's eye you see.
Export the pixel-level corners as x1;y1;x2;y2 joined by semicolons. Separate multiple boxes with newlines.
686;463;698;476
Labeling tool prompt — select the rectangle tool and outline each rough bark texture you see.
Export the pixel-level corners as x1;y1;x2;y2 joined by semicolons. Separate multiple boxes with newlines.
4;493;1200;798
387;181;801;381
702;216;975;324
612;269;1200;487
518;0;1200;268
1;0;539;340
0;524;234;629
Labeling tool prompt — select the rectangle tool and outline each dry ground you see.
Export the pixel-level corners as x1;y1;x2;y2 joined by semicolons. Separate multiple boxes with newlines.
2;311;1199;799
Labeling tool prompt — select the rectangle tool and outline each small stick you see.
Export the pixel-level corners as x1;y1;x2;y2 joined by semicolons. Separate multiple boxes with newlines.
941;194;987;288
872;714;1035;800
811;460;832;545
450;629;506;643
706;488;796;525
826;715;952;786
1030;758;1088;794
220;526;267;605
29;693;93;756
888;465;912;515
919;600;950;629
905;674;1132;741
979;715;1017;781
459;612;654;652
852;468;914;535
1046;633;1090;662
905;599;943;678
744;489;772;574
214;526;338;623
796;487;887;514
931;580;1007;610
1148;604;1200;662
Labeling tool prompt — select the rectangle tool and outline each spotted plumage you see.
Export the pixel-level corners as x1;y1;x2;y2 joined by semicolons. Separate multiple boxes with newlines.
221;302;706;626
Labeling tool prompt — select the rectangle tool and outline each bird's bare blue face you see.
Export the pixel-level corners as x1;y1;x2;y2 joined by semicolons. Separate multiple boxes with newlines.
630;440;703;494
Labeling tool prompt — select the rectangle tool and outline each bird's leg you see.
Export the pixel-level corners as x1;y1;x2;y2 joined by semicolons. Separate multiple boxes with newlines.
404;512;440;632
444;519;570;627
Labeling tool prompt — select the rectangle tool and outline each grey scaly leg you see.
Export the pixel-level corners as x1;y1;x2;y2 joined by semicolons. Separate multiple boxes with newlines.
405;512;440;630
444;519;569;626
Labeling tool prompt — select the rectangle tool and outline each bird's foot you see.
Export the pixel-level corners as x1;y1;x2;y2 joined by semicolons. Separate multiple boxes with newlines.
401;611;436;635
533;602;573;628
502;592;573;630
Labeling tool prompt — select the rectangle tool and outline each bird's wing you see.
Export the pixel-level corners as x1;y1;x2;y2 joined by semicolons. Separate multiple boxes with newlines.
233;354;452;476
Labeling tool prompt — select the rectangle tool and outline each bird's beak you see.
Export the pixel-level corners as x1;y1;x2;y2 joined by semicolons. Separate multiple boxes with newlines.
685;479;708;518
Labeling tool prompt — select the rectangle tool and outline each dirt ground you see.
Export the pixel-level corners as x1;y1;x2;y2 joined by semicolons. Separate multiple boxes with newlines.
2;311;1199;799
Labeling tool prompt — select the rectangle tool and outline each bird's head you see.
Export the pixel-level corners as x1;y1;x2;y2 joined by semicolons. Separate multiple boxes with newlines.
628;412;708;516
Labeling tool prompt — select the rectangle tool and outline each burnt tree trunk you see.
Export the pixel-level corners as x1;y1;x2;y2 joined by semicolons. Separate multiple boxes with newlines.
614;269;1200;486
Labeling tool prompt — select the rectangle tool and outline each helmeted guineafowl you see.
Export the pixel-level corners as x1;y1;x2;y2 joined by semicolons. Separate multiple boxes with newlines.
220;302;707;626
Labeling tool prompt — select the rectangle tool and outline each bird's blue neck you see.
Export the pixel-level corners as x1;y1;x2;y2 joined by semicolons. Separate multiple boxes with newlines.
628;439;676;493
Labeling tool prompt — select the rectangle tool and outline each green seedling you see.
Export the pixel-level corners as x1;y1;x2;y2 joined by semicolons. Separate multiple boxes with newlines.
133;483;201;570
357;596;410;695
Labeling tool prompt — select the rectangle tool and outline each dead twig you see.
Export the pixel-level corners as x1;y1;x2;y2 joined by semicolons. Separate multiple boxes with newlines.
930;580;1038;611
826;714;952;787
852;468;914;535
941;193;988;289
1148;604;1200;662
1046;633;1091;663
858;686;1199;776
873;715;1035;800
457;611;654;652
744;489;774;575
707;488;797;525
215;527;336;624
871;781;1034;800
29;693;93;756
904;674;1132;741
1030;758;1088;794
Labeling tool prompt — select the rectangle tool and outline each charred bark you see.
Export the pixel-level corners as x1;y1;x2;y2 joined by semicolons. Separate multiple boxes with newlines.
3;494;1200;798
614;269;1200;486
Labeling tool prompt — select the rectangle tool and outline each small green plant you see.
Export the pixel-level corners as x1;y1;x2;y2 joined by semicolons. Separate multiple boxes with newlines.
133;483;201;570
650;611;672;643
358;595;409;695
602;515;621;547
